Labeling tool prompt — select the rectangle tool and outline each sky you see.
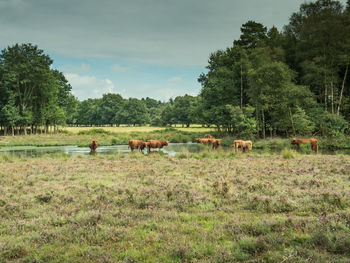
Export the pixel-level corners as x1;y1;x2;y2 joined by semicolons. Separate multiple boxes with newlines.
0;0;347;101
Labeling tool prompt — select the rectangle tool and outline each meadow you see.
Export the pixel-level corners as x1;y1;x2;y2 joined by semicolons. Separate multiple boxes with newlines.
0;152;349;262
1;126;350;152
0;126;214;147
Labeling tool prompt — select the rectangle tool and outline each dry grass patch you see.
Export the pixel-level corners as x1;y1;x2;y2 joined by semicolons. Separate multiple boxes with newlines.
0;155;349;262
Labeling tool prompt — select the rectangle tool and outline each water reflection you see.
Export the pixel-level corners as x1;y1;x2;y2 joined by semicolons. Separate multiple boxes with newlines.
0;143;202;157
0;143;349;157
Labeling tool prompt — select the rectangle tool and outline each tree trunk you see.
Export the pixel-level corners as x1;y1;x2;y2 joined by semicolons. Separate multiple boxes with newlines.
331;78;334;114
289;107;296;136
324;71;327;112
255;105;260;138
24;124;27;136
262;109;266;139
4;126;7;136
11;126;14;136
337;63;348;115
240;63;243;109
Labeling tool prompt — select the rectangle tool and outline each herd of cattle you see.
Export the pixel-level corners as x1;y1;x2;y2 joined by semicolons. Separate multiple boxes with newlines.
88;135;319;154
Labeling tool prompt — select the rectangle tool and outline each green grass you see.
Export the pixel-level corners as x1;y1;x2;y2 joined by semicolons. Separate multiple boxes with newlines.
0;154;349;262
0;127;214;147
63;125;215;134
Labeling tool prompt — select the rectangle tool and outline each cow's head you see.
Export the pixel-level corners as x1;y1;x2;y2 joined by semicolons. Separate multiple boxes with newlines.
291;138;297;145
163;141;169;146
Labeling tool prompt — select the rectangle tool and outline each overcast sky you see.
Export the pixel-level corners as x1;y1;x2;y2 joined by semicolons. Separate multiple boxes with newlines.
0;0;347;101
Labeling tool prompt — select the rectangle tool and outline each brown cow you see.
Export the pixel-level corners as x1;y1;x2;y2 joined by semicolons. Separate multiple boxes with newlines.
234;140;244;153
212;139;222;149
146;140;168;152
196;138;222;149
128;140;147;152
242;140;252;152
204;134;215;139
89;140;98;152
291;138;318;153
196;138;213;145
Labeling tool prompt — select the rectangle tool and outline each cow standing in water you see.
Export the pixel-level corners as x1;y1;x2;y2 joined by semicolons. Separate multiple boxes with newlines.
291;138;318;153
196;138;222;149
89;140;98;152
128;140;147;152
146;140;168;152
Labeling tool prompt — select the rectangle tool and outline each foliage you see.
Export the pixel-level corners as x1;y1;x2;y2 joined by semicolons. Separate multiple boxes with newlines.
318;111;348;137
226;105;256;137
115;98;149;126
0;43;75;134
292;106;315;135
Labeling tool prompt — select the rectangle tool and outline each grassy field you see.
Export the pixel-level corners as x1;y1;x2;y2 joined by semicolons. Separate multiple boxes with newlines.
0;127;349;152
0;127;214;147
62;125;215;134
0;153;349;262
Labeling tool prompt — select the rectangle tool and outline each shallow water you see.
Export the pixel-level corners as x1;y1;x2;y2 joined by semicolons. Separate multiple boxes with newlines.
0;143;349;157
0;143;202;157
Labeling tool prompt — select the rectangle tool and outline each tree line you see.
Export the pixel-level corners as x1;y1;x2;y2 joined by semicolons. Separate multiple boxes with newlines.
198;0;350;138
0;44;76;135
1;0;350;138
67;94;200;128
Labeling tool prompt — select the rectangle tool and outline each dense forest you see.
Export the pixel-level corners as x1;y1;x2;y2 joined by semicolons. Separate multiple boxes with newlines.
0;0;350;138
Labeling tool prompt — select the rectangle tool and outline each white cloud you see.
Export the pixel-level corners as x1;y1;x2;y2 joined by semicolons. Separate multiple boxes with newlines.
110;64;132;73
64;73;116;100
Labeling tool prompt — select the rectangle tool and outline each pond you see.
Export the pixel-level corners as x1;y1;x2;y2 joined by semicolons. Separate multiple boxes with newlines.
0;143;202;157
0;143;349;157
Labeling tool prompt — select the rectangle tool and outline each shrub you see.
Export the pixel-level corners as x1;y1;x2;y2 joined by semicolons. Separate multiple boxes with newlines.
318;112;348;137
77;128;112;136
292;106;315;135
170;134;191;143
282;148;297;159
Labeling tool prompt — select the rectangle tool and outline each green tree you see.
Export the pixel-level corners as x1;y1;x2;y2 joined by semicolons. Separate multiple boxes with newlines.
173;95;196;127
247;61;317;137
0;43;54;134
292;107;315;135
318;111;348;137
97;93;123;126
284;0;346;113
226;105;256;137
115;98;149;126
1;92;20;136
234;21;267;49
161;104;175;126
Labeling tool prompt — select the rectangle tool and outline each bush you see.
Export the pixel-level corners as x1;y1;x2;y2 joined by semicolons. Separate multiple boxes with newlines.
170;134;191;143
292;106;315;135
77;128;112;136
318;112;348;137
282;148;298;159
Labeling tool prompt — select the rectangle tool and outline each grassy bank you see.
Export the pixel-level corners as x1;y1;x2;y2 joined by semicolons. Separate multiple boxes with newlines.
63;125;215;134
0;127;349;151
0;154;349;262
0;127;209;147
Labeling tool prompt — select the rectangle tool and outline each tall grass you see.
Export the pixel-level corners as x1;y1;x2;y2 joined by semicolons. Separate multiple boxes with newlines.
0;155;349;261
